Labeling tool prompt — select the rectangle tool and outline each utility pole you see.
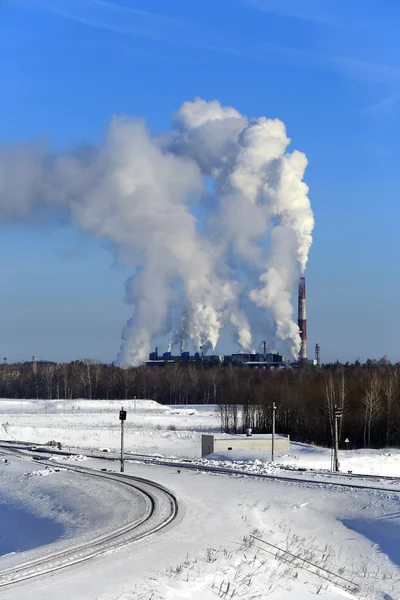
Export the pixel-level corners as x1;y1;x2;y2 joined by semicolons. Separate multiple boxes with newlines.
119;406;127;473
271;402;277;462
333;405;343;472
263;341;267;360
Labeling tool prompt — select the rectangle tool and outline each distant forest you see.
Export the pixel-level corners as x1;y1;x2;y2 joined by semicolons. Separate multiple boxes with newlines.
1;358;399;449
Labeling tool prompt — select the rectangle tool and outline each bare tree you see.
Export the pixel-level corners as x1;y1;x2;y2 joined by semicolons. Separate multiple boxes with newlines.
217;402;230;433
84;359;92;399
209;370;218;404
362;372;382;448
324;373;336;445
187;365;199;404
382;367;399;446
41;364;55;399
323;369;347;447
337;368;347;440
89;361;103;399
119;367;137;400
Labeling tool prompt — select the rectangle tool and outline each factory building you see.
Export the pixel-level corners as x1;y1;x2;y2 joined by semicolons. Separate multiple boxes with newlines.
227;352;286;368
146;348;287;369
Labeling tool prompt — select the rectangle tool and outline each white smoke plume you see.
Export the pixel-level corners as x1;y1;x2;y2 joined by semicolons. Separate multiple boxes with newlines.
0;99;314;364
166;99;314;357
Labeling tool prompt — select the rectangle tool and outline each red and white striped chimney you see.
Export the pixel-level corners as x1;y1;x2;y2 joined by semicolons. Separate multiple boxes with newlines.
298;277;307;361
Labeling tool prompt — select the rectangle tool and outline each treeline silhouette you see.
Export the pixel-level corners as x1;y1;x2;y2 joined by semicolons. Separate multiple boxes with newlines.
0;358;399;449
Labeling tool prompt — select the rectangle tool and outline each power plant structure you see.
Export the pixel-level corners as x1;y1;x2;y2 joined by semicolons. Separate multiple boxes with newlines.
146;347;287;369
298;277;307;362
315;343;321;367
146;277;314;368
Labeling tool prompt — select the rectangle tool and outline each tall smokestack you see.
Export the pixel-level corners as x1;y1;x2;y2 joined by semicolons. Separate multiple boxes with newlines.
298;277;307;361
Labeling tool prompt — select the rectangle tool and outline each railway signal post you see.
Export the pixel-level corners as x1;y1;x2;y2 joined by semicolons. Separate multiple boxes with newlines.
119;407;127;473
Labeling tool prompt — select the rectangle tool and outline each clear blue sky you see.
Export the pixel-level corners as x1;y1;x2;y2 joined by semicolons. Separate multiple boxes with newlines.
1;0;399;363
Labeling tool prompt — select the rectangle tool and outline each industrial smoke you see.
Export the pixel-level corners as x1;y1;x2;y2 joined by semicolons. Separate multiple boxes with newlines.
0;99;314;365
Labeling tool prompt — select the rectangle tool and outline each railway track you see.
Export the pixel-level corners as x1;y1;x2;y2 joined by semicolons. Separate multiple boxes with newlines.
3;439;400;487
0;439;398;474
50;445;398;494
0;451;178;588
2;441;400;495
124;452;400;486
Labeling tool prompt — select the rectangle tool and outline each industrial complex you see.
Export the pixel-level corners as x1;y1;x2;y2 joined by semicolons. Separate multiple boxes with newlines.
146;347;288;369
146;278;316;368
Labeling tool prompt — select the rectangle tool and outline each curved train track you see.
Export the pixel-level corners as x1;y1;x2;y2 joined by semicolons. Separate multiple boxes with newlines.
0;450;178;588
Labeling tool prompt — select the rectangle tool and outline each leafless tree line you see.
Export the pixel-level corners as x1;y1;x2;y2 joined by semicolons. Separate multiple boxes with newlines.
218;362;400;449
0;359;399;448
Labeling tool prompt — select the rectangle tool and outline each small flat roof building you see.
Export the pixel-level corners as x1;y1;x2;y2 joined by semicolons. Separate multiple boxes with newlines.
201;432;290;457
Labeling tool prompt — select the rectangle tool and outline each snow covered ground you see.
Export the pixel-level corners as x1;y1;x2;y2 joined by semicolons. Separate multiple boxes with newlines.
1;399;399;475
0;400;217;457
0;398;399;599
204;444;400;478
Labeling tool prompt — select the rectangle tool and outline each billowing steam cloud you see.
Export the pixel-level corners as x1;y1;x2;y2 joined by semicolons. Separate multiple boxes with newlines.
0;99;314;364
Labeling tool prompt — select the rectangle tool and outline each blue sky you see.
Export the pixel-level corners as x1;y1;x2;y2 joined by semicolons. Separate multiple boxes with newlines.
1;0;399;363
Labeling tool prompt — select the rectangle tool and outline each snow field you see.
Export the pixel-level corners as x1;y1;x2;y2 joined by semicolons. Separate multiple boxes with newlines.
0;400;217;457
4;457;399;600
1;399;400;477
96;461;400;600
1;398;399;600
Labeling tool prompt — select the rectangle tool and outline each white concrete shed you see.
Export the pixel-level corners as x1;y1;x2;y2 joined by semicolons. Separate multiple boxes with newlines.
201;432;290;457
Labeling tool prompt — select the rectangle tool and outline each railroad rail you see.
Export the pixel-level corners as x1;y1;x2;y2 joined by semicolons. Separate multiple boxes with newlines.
2;441;400;495
0;451;178;587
